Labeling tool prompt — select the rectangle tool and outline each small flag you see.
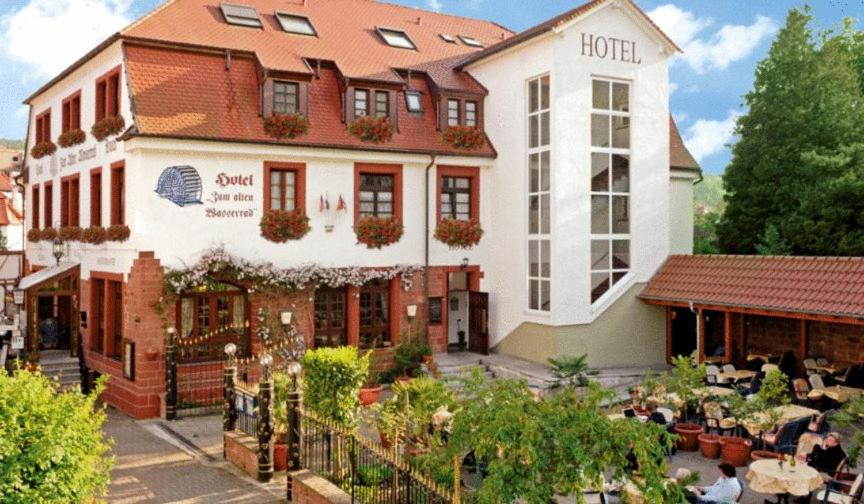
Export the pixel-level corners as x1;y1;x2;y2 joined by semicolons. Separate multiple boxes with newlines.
319;195;325;213
337;194;347;212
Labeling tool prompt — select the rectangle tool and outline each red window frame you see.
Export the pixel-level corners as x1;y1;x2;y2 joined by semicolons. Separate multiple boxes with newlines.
95;66;121;122
353;163;403;224
35;109;51;145
60;174;80;227
61;91;82;134
89;272;123;358
90;168;102;227
436;166;480;222
263;162;306;213
43;181;53;229
110;161;125;226
31;184;40;230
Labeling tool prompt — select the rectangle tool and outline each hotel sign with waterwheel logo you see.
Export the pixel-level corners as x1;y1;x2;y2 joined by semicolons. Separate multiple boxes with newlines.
155;166;257;219
156;166;203;207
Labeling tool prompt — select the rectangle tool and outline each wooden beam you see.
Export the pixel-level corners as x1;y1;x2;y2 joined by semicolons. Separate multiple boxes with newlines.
640;298;864;326
800;319;808;360
666;307;673;365
697;308;705;363
724;311;732;364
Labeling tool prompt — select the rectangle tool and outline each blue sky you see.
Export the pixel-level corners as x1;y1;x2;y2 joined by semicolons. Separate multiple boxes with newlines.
0;1;861;174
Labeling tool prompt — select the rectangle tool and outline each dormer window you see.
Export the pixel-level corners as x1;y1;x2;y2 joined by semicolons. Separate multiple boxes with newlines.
276;12;316;36
440;34;456;44
465;101;478;127
443;98;482;129
374;91;389;118
405;91;423;113
459;35;483;48
274;81;299;114
220;2;262;28
447;99;460;126
354;89;369;118
376;27;417;50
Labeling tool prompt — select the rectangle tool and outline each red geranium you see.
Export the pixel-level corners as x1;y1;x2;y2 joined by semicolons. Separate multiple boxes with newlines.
58;128;86;148
347;116;393;144
30;141;57;159
106;224;131;242
442;125;486;151
58;226;83;242
354;216;404;249
91;115;125;141
434;219;484;249
81;226;107;245
39;227;58;241
263;113;309;140
260;209;311;242
27;228;41;243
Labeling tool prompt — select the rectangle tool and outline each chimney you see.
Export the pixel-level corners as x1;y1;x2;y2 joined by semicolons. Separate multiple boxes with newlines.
416;16;422;25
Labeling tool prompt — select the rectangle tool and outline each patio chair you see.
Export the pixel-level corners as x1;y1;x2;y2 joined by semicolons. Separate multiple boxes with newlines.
762;363;780;374
793;378;813;406
763;417;811;455
723;364;737;373
735;478;746;502
657;407;675;425
704;401;737;436
817;357;830;367
817;472;863;504
811;374;827;391
810;411;833;435
805;358;820;376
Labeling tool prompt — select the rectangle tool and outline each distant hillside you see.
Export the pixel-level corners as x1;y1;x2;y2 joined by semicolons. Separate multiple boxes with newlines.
695;173;725;214
0;139;24;150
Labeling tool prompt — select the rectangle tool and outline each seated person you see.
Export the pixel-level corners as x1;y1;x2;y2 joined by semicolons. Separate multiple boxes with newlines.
645;400;667;425
687;463;741;503
713;344;725;357
807;432;846;476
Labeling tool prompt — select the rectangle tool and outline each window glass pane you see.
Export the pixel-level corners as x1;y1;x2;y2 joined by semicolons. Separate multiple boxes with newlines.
541;76;550;110
592;80;610;109
529;196;539;234
529;279;539;310
591;273;610;303
455;177;470;189
591;240;610;271
406;92;422;112
540;194;550;234
541;151;551;192
277;13;316;35
591;153;609;192
375;91;389;118
612;82;629;112
529;80;539;113
612;155;629;193
379;28;415;49
612;196;629;234
181;298;194;338
529;115;539;148
529;240;538;277
540;111;550;146
529;153;539;193
591;195;609;234
591;114;609;147
232;297;245;329
612;116;630;149
540;280;550;311
613;240;630;270
541;240;550;278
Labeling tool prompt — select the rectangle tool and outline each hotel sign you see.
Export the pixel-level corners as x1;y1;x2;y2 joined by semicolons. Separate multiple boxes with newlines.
581;33;642;64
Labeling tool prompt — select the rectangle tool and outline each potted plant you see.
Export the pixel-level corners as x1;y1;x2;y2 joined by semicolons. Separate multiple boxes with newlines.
420;343;434;365
434;219;484;249
698;432;722;459
347;116;393;143
91;115;125;141
106;224;131;242
359;371;383;406
674;422;705;451
442;125;486;150
354;216;403;249
30;141;57;159
272;372;290;471
58;226;83;242
719;436;753;467
27;228;41;243
260;209;310;242
548;354;598;389
263;112;309;140
40;227;58;241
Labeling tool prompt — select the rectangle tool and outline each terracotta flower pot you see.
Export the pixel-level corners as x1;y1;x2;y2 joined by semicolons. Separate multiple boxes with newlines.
674;423;705;452
359;385;383;406
273;443;288;471
751;450;782;461
421;355;434;365
719;436;753;467
698;433;722;459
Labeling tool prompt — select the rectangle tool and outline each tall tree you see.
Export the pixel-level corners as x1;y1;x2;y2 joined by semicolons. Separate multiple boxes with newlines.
718;8;864;253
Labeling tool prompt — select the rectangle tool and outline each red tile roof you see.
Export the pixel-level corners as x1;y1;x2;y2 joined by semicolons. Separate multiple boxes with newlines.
669;116;699;171
0;173;13;192
125;44;497;156
0;194;23;226
641;255;864;320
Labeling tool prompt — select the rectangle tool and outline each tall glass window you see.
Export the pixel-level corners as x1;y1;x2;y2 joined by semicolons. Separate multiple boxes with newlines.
590;79;631;303
527;75;551;312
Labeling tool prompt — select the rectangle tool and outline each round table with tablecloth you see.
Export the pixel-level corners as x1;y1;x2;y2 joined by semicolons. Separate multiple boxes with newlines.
745;459;824;497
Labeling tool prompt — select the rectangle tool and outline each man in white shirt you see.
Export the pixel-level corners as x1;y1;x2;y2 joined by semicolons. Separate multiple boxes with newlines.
689;463;742;503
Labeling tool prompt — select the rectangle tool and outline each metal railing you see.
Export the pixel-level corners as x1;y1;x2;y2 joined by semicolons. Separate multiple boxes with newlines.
300;410;458;504
235;386;259;437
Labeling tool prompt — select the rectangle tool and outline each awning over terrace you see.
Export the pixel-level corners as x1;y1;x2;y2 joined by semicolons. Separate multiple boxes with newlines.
640;255;864;368
17;261;79;291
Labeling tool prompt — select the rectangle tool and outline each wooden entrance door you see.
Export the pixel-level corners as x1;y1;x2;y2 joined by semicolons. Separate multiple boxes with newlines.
468;292;489;355
314;287;347;348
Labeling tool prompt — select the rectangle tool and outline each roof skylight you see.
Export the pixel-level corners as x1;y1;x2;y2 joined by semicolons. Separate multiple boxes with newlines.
220;2;263;28
405;91;423;113
377;27;417;50
440;34;456;44
459;35;483;48
276;12;317;36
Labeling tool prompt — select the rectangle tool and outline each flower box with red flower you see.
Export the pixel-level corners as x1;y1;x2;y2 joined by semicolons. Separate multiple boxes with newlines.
27;228;42;243
260;209;310;242
81;226;107;245
347;116;393;144
30;141;57;160
91;115;125;141
434;219;484;249
58;129;86;148
39;227;58;241
354;216;404;249
106;224;131;242
442;125;486;151
58;226;83;242
263;113;309;140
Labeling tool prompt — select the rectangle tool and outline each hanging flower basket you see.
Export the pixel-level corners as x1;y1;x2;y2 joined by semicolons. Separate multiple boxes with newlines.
354;216;404;249
39;227;58;242
57;129;86;148
58;226;83;242
91;115;125;141
434;219;483;249
81;226;107;245
260;209;310;242
347;116;393;144
30;141;57;160
442;125;485;151
27;228;42;243
106;224;131;242
263;112;309;140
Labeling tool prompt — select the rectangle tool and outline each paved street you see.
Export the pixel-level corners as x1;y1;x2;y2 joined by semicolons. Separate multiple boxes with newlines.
104;409;284;504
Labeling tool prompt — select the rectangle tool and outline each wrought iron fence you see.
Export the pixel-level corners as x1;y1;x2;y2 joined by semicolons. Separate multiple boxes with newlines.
235;386;259;437
300;410;457;504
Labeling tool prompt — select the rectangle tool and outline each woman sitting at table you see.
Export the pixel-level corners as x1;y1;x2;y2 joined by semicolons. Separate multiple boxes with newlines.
687;463;742;503
807;432;846;476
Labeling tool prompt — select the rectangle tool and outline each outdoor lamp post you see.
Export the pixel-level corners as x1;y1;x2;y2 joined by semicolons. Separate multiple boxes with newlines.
12;288;24;306
52;238;64;266
223;343;238;434
285;358;303;499
257;352;275;482
165;328;178;420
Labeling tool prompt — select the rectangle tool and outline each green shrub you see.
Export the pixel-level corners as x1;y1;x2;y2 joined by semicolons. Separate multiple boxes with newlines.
301;346;369;428
374;375;456;441
393;335;428;378
0;370;113;503
548;354;598;388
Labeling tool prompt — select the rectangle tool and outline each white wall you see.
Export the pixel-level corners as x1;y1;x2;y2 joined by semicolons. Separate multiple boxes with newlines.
670;170;698;254
467;2;674;346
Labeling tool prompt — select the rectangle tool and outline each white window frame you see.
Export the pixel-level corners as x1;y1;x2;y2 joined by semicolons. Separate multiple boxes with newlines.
376;27;417;50
275;12;317;36
527;74;552;314
590;77;632;305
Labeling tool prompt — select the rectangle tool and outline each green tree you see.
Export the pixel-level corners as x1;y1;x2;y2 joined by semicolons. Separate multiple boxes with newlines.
694;211;721;254
0;370;113;503
718;8;864;253
755;223;792;255
301;346;369;428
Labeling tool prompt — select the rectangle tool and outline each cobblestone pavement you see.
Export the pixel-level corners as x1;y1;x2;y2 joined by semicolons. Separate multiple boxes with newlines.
104;409;284;504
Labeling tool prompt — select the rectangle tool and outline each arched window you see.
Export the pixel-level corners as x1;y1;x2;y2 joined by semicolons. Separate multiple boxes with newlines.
177;282;250;362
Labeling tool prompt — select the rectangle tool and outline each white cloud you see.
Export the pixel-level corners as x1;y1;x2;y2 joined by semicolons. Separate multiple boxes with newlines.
672;111;688;124
15;106;28;120
427;0;443;12
647;4;778;74
0;0;134;78
669;82;679;95
683;111;740;162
